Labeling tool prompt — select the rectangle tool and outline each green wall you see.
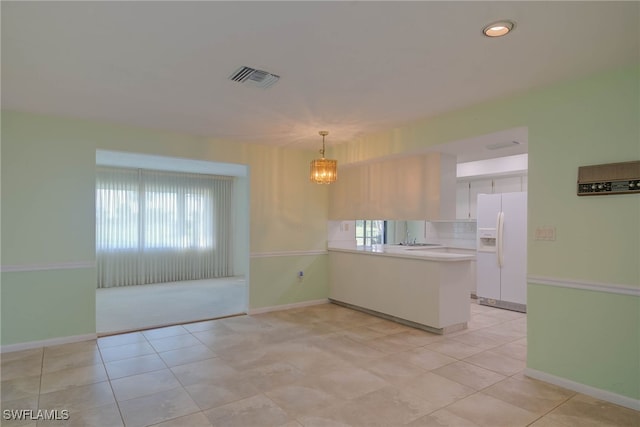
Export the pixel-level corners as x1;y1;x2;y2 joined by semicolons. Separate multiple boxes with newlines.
250;255;328;309
1;269;97;344
2;65;638;402
330;65;639;400
528;284;639;400
1;111;329;345
523;67;640;400
525;67;639;285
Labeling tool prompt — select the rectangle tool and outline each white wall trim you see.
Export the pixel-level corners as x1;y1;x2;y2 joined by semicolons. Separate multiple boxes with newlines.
248;298;329;315
1;261;96;273
457;153;528;178
524;368;640;411
1;333;97;354
250;250;328;258
97;149;248;177
528;276;640;297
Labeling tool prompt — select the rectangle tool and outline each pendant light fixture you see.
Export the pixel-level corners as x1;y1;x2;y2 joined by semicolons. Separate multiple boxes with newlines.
310;131;337;184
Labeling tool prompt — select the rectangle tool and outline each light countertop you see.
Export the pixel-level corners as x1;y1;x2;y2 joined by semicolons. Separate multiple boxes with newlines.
328;244;476;262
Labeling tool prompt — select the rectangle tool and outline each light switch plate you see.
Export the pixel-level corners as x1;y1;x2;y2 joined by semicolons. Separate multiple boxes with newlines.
535;226;556;241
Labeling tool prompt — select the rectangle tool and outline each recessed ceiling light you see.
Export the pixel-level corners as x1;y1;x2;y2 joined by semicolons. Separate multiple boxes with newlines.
483;20;515;38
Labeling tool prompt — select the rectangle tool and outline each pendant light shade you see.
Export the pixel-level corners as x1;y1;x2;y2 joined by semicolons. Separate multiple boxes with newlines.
310;131;337;184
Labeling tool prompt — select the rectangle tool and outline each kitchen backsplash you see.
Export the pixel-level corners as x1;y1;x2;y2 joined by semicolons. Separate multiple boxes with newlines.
327;220;357;249
425;221;477;249
327;219;476;249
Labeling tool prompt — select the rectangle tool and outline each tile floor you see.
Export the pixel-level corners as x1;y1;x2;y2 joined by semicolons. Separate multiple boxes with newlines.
1;301;639;426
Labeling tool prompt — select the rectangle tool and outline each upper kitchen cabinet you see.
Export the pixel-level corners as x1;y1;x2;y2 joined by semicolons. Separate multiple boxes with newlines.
494;175;523;193
329;164;369;219
329;153;456;220
455;153;528;219
457;179;492;220
456;174;528;219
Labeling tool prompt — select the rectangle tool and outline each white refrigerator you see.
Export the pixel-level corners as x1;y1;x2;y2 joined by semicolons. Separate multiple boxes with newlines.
476;192;527;312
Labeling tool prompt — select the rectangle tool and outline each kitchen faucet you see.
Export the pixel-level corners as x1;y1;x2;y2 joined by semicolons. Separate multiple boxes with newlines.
403;228;417;246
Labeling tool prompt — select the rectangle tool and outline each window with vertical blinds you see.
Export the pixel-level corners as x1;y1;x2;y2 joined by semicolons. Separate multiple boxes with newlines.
96;166;234;288
355;220;386;246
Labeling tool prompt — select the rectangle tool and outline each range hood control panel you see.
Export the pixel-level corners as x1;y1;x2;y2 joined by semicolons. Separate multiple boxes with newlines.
577;161;640;196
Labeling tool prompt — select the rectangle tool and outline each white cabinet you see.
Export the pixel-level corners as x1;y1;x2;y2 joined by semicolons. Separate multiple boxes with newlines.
457;179;493;219
330;165;369;219
456;174;527;219
469;179;493;220
329;250;471;332
494;176;523;193
329;153;456;220
456;182;470;220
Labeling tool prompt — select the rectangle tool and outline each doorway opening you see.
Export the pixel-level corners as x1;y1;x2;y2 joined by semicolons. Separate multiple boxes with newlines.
95;150;250;335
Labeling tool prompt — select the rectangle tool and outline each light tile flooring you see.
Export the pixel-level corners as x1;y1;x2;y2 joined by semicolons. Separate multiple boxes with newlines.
2;301;639;426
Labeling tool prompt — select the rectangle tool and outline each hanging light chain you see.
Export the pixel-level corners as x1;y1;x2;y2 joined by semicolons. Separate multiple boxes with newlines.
319;131;328;158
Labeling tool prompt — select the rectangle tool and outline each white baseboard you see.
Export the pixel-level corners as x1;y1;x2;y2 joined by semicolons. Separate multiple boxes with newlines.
1;333;97;354
248;298;329;315
524;368;640;411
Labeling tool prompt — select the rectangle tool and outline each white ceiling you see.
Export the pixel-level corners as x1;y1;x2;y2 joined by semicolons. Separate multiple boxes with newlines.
2;1;638;156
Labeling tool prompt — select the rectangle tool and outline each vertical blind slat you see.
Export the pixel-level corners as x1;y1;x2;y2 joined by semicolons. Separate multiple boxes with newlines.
96;166;234;288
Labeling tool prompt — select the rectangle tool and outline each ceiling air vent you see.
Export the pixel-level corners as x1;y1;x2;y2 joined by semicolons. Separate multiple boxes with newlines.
229;66;280;89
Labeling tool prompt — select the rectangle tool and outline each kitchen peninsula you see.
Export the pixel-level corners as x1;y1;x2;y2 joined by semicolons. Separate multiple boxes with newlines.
328;244;474;334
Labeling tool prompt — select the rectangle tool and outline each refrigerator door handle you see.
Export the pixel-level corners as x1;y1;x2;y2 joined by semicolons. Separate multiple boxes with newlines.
497;211;505;268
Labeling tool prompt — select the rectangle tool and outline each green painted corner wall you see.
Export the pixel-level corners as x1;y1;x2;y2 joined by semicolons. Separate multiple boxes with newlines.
528;284;640;399
1;269;96;344
249;255;329;309
247;144;329;254
0;111;330;345
1;116;96;265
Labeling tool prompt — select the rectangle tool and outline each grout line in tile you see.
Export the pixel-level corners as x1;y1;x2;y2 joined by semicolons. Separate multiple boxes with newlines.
523;391;578;426
36;348;44;411
96;339;127;426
